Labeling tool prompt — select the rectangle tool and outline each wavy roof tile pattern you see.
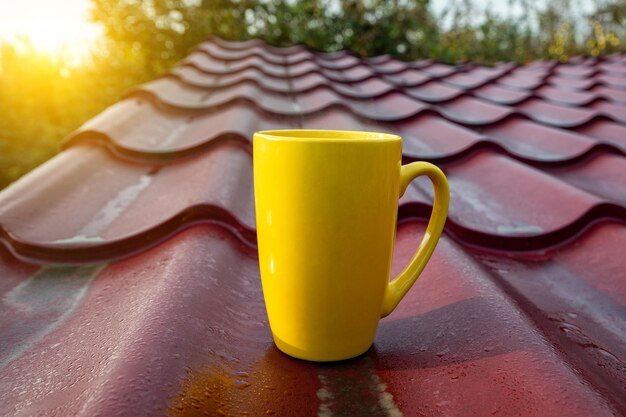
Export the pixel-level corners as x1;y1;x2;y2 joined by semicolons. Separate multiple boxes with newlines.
1;37;625;416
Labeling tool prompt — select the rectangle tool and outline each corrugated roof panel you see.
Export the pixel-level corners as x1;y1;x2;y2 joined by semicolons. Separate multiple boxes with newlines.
1;37;625;415
473;83;531;105
590;100;626;123
421;63;459;77
434;95;513;124
71;98;296;158
483;118;604;159
405;80;464;102
598;73;626;88
498;73;546;90
592;85;626;104
0;144;255;262
577;119;626;146
402;152;604;236
1;221;622;415
396;114;482;158
517;98;608;126
0;146;151;245
555;64;598;78
378;222;622;417
384;68;434;86
545;154;626;205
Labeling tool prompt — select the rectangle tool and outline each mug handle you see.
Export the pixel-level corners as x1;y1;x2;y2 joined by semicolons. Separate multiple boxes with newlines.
381;162;450;317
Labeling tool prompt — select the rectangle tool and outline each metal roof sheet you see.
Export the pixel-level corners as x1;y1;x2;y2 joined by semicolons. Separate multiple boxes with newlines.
0;37;625;416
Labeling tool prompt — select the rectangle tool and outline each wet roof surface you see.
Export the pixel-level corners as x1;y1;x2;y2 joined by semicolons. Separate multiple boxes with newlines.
1;37;625;416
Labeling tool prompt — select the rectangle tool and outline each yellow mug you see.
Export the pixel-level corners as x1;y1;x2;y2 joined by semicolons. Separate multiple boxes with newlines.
253;130;449;361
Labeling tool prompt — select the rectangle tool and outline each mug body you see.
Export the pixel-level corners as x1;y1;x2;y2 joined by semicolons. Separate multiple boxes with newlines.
253;130;402;361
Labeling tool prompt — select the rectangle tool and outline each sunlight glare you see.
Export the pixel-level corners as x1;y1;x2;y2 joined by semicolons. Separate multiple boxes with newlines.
0;0;102;63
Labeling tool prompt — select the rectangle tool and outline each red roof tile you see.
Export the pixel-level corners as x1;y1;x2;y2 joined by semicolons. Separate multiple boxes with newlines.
1;37;625;415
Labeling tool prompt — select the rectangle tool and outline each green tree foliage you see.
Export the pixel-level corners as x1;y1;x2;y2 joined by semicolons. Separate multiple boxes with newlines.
244;0;440;59
0;0;625;189
0;39;152;188
90;0;249;76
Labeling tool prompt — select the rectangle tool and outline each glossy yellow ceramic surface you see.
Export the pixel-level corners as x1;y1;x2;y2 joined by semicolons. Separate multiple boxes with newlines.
253;130;449;362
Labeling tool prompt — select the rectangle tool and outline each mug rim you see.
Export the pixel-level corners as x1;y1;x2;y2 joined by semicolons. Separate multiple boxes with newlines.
254;129;401;143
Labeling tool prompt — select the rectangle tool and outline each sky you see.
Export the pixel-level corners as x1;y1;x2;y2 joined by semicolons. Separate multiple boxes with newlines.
430;0;529;18
0;0;101;57
430;0;597;29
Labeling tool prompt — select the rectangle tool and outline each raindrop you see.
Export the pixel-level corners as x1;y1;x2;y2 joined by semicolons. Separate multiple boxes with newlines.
435;348;449;357
234;379;250;389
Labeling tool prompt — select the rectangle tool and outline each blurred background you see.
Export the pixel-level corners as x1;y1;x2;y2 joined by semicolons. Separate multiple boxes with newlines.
0;0;624;190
